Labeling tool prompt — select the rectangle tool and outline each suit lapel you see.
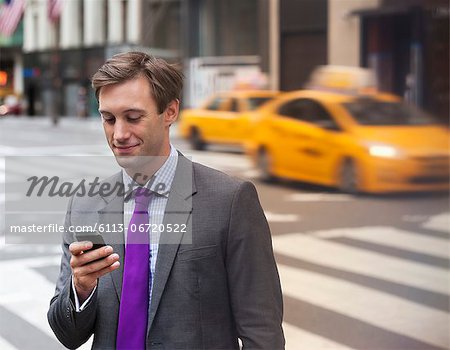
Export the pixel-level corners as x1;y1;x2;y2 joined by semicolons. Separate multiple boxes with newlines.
147;154;196;332
97;172;125;301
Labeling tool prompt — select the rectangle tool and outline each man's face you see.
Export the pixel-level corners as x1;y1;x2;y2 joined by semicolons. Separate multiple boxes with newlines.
98;75;176;172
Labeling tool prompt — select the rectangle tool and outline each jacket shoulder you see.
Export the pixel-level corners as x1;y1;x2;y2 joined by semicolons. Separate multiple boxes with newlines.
192;161;246;190
190;161;260;205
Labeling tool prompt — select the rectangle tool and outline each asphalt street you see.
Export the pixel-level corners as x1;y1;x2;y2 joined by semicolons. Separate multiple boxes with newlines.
0;116;449;350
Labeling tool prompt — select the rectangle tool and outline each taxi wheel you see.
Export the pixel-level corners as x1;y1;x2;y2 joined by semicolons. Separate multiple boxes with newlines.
189;128;206;151
257;149;276;183
339;159;359;194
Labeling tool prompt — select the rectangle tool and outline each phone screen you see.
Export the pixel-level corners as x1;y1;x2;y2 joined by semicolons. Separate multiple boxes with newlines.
75;231;106;251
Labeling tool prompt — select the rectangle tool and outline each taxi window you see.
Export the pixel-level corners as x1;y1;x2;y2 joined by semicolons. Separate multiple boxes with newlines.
278;98;340;130
342;98;437;126
247;97;273;111
228;98;240;112
278;99;305;120
206;97;227;111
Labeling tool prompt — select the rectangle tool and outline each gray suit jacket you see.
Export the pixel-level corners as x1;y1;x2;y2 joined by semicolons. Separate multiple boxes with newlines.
48;154;285;349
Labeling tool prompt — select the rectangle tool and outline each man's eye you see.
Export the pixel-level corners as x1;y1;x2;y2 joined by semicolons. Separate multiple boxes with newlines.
127;115;142;122
102;116;115;123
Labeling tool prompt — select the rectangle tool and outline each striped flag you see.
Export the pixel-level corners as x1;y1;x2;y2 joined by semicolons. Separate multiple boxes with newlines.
48;0;63;23
0;0;25;37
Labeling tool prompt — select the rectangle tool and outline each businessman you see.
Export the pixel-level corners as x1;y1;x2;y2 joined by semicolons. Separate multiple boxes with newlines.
48;52;285;349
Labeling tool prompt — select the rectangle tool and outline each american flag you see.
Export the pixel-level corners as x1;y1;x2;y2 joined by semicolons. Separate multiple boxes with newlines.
48;0;63;23
0;0;25;37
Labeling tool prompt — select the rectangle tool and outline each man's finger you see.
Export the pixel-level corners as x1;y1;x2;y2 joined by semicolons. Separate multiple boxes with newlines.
72;253;119;283
76;245;114;265
78;252;119;275
92;261;121;280
69;241;93;256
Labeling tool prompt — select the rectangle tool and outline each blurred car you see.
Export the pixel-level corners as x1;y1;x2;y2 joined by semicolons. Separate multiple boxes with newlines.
247;89;449;193
178;90;279;150
0;94;23;116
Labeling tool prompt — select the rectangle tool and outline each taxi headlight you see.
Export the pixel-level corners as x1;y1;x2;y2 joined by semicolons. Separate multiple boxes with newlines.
368;144;401;158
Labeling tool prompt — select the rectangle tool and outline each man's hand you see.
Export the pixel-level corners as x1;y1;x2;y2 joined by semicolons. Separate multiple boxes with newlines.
69;241;120;303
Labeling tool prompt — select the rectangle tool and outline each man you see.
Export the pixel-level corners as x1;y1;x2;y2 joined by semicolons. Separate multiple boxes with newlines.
48;52;285;349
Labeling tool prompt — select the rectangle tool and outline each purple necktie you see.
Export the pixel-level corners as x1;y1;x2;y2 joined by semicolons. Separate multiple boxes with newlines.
117;187;152;350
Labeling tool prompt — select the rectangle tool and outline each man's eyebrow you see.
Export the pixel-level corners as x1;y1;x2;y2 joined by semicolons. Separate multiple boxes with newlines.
98;109;112;115
123;108;146;114
98;108;146;114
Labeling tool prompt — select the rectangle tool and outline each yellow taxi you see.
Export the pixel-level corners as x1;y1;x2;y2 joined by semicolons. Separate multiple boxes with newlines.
178;90;279;150
247;89;449;193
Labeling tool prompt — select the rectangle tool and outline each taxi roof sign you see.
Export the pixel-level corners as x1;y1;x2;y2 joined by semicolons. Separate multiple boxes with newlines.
306;65;376;94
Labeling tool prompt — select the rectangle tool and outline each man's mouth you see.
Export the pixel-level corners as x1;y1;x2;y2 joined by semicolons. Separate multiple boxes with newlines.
114;144;139;155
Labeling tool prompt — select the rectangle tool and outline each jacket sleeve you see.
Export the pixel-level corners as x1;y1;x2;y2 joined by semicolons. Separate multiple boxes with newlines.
225;181;285;349
47;196;98;349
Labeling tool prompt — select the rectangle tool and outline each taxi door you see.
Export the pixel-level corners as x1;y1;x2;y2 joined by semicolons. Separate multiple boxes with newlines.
291;99;343;184
217;97;245;143
269;98;343;184
200;96;232;141
265;99;313;177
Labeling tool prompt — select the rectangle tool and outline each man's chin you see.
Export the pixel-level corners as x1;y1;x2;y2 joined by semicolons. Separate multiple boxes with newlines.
113;154;159;173
114;154;141;169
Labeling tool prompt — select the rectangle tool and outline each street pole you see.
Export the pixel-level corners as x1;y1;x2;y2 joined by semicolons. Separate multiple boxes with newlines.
269;0;279;91
50;14;61;126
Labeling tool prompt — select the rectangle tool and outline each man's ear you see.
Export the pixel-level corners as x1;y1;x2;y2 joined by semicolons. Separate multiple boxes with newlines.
163;99;179;126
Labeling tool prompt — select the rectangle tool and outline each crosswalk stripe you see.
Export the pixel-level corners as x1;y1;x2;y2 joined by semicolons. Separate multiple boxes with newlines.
0;256;93;349
5;156;118;179
0;336;16;350
286;193;352;202
0;157;4;184
273;231;449;295
241;169;260;178
0;144;108;156
283;322;354;350
186;151;251;171
283;294;446;350
0;146;17;156
0;256;62;339
423;213;450;233
264;211;300;223
310;226;449;259
278;264;449;348
2;157;122;200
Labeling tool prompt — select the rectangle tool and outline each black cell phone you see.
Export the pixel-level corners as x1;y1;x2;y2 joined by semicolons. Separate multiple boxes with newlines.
75;231;106;251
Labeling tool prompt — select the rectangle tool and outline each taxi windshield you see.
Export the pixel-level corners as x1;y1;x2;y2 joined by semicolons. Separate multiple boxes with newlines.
247;97;274;110
342;97;437;126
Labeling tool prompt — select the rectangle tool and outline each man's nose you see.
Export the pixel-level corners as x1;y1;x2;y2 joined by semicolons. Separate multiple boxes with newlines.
113;120;131;141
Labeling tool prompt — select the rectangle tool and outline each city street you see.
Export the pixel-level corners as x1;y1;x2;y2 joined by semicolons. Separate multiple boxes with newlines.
0;116;449;349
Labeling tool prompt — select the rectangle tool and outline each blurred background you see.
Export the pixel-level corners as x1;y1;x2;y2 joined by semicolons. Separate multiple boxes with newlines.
0;0;449;349
1;0;448;120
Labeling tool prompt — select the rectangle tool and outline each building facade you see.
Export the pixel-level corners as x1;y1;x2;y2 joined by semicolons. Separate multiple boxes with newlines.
0;20;24;100
22;0;146;117
20;0;267;116
278;0;328;91
328;0;449;120
5;0;448;118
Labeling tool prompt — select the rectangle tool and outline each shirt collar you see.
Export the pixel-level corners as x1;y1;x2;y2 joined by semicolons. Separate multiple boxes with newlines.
122;145;178;201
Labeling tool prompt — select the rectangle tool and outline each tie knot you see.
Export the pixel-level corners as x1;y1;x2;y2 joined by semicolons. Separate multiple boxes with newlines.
134;187;152;209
